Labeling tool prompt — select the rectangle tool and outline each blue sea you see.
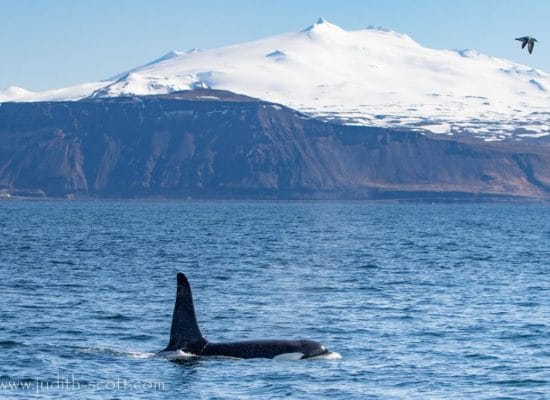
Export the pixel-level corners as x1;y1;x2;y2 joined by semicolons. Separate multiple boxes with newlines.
0;201;548;399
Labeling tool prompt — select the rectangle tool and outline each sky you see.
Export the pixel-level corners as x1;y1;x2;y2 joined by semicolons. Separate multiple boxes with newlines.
1;0;549;91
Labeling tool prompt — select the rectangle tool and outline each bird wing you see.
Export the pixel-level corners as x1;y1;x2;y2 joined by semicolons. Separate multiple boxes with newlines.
528;40;535;54
515;37;529;49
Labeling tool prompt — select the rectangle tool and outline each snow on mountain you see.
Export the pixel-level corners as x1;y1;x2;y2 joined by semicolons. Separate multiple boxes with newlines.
0;86;32;102
106;49;186;81
0;82;108;103
1;18;549;140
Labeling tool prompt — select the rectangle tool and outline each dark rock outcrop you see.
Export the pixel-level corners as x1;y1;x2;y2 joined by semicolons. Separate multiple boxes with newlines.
0;89;549;201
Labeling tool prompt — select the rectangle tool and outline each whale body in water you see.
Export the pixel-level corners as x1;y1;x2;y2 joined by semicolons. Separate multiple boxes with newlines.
159;272;330;360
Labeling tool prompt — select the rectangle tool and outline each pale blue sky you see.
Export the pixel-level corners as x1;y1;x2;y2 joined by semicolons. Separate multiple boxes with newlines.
1;0;548;91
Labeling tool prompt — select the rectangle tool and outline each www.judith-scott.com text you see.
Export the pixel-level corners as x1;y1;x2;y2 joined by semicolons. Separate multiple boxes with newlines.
1;372;166;394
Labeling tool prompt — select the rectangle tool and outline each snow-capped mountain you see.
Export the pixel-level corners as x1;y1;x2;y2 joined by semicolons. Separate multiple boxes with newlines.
1;18;549;141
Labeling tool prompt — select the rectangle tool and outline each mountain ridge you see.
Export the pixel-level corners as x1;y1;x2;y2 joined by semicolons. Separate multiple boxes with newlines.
1;90;549;201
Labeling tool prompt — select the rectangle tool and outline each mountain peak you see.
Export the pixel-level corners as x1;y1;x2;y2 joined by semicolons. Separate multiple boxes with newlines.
0;86;33;102
162;50;184;59
3;86;31;94
303;17;344;34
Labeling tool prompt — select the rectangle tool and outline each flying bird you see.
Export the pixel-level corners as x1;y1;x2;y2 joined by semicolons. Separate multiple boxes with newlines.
515;36;537;54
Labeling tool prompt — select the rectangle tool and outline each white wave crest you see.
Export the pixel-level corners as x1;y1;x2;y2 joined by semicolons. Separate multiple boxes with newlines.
313;351;342;360
159;349;198;361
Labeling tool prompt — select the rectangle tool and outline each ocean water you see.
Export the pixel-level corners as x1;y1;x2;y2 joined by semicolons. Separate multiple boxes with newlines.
0;200;548;399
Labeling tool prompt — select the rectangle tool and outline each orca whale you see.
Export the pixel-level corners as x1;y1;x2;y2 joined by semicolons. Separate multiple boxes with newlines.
160;272;330;360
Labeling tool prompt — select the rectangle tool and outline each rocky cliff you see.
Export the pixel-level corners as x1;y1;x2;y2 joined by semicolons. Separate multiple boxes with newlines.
0;90;549;201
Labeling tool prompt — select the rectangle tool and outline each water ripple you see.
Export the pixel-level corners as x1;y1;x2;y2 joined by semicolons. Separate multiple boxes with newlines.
0;201;548;399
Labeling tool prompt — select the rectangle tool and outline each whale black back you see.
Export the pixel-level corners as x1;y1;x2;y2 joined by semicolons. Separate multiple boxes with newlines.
163;273;207;353
161;272;329;359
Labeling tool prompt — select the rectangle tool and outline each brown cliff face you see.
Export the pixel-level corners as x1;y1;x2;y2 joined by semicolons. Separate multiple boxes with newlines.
0;90;549;201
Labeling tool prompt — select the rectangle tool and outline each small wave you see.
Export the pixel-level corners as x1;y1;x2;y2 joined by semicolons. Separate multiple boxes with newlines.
490;379;546;387
125;351;156;359
500;333;539;340
96;314;133;321
50;260;76;265
464;353;499;361
414;331;445;338
80;346;155;359
75;242;94;252
0;340;20;349
53;283;85;289
119;334;153;341
312;351;342;360
467;255;494;261
161;349;199;361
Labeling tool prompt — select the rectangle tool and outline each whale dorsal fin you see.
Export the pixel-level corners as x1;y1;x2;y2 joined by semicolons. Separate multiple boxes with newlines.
164;272;207;352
